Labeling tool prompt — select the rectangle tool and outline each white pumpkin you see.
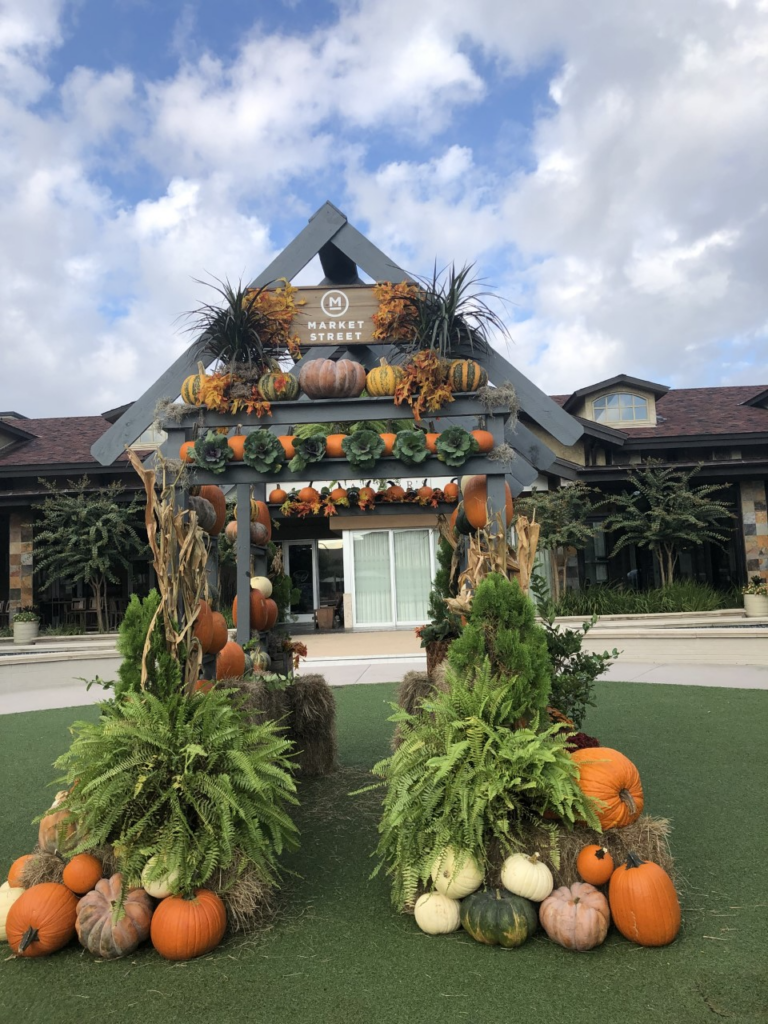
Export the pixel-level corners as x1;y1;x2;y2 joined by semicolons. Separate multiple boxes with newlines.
431;847;483;899
414;892;461;935
501;852;554;902
141;856;180;899
0;881;24;942
249;575;273;598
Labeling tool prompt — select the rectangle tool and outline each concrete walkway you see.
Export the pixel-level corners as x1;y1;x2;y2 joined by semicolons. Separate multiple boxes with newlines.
1;618;766;716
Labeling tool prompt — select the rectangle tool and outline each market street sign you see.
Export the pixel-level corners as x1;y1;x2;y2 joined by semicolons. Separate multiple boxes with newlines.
293;285;380;346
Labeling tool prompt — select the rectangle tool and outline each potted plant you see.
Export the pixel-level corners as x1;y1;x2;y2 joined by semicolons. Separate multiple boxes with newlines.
742;575;768;617
13;606;40;644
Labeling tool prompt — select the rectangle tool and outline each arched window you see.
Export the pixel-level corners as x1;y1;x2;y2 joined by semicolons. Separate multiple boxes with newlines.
593;393;649;424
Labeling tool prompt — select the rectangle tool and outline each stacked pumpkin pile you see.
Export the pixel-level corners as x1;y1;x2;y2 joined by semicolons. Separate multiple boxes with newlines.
266;480;461;515
1;803;226;961
415;842;680;951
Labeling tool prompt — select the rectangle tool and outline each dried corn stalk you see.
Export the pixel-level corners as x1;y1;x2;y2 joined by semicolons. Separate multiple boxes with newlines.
127;449;209;694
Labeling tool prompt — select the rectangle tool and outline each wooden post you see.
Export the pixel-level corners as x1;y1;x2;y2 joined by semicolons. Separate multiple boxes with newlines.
235;483;251;648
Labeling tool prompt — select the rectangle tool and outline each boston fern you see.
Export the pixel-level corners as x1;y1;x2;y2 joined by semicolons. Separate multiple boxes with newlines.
53;690;299;894
288;433;326;473
243;429;284;474
367;660;601;911
341;430;385;470
392;430;429;465
193;430;234;474
435;425;479;467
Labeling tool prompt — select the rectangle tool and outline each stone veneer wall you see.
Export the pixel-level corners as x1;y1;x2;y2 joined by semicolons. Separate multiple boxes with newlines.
740;481;768;584
9;513;34;612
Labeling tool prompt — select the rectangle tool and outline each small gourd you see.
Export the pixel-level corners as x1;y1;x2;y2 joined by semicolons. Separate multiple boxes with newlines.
413;893;461;935
180;362;208;405
250;575;273;599
365;357;405;397
430;848;483;899
500;852;554;902
258;371;300;402
576;845;615;886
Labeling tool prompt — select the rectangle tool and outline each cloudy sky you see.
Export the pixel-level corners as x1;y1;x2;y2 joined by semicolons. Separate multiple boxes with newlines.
2;0;767;418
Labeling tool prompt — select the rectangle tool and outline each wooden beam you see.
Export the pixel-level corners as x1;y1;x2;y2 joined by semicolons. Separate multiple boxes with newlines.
505;420;557;473
482;346;584;446
329;221;413;284
248;203;348;289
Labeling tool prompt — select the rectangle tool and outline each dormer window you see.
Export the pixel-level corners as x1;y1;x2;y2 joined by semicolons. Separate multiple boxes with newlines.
593;393;649;424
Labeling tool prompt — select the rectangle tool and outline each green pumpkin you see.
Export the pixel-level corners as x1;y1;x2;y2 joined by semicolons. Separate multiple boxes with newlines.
448;359;488;393
460;888;538;948
258;371;300;402
454;502;475;536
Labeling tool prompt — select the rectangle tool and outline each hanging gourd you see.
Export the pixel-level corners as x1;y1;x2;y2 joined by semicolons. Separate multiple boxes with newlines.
298;358;367;399
570;747;644;829
180;363;208;405
197;486;227;536
366;356;405;397
539;882;611;951
461;475;514;529
447;359;488;392
258;371;300;402
576;845;615;886
608;853;681;947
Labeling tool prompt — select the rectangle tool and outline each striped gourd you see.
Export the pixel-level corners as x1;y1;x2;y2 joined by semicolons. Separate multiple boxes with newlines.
366;357;405;397
181;362;208;405
258;371;300;402
448;359;488;393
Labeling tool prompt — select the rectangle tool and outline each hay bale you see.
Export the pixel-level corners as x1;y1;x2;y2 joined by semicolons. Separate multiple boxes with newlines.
20;850;65;887
221;676;291;727
392;668;450;750
285;674;337;777
485;813;675;889
209;862;277;935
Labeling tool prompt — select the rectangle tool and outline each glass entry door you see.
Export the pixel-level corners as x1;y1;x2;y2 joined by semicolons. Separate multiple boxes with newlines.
350;529;434;628
283;542;317;623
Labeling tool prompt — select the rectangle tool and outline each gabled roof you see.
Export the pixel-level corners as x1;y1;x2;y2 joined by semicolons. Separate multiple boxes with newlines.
0;416;134;468
741;387;768;409
561;374;669;413
0;419;37;443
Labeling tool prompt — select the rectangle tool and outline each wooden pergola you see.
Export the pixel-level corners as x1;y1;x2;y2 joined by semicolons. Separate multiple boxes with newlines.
92;201;582;647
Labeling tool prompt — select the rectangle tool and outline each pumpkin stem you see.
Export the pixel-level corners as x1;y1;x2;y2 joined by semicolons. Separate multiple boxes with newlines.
528;852;540;864
18;926;39;953
595;847;608;861
619;789;637;815
625;851;645;870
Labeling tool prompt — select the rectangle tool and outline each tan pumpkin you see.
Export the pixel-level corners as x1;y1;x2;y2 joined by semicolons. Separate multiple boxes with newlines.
570;747;644;829
76;873;154;959
366;356;405;397
298;358;367;399
539;882;611;951
0;881;25;942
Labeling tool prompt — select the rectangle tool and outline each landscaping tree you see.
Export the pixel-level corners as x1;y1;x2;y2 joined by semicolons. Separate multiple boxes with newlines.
601;462;735;587
514;482;600;600
34;477;146;632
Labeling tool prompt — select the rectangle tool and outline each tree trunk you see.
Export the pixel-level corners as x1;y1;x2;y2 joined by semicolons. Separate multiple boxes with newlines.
654;548;667;588
90;577;107;633
551;549;562;602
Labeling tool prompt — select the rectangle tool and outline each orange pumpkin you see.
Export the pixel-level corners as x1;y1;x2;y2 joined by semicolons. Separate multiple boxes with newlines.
232;590;269;632
576;845;615;886
443;481;459;501
609;853;680;947
298;486;320;504
269;487;288;504
62;854;103;896
208;612;228;655
425;433;439;454
570;747;644;829
298;358;366;399
192;600;214;653
277;436;295;459
359;485;376;503
198;486;227;536
227;435;247;461
150;889;227;961
76;873;153;959
386;482;405;500
471;429;494;453
329;486;347;501
179;441;195;463
462;475;514;529
325;434;347;459
194;679;214;694
379;433;397;456
5;882;78;957
263;598;279;630
216;641;246;680
417;481;434;500
8;855;33;888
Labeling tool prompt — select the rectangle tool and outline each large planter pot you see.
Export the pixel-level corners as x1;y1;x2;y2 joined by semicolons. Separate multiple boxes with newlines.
744;593;768;617
13;621;39;644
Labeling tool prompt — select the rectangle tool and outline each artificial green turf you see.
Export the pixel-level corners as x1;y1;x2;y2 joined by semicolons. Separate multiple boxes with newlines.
1;680;766;1024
